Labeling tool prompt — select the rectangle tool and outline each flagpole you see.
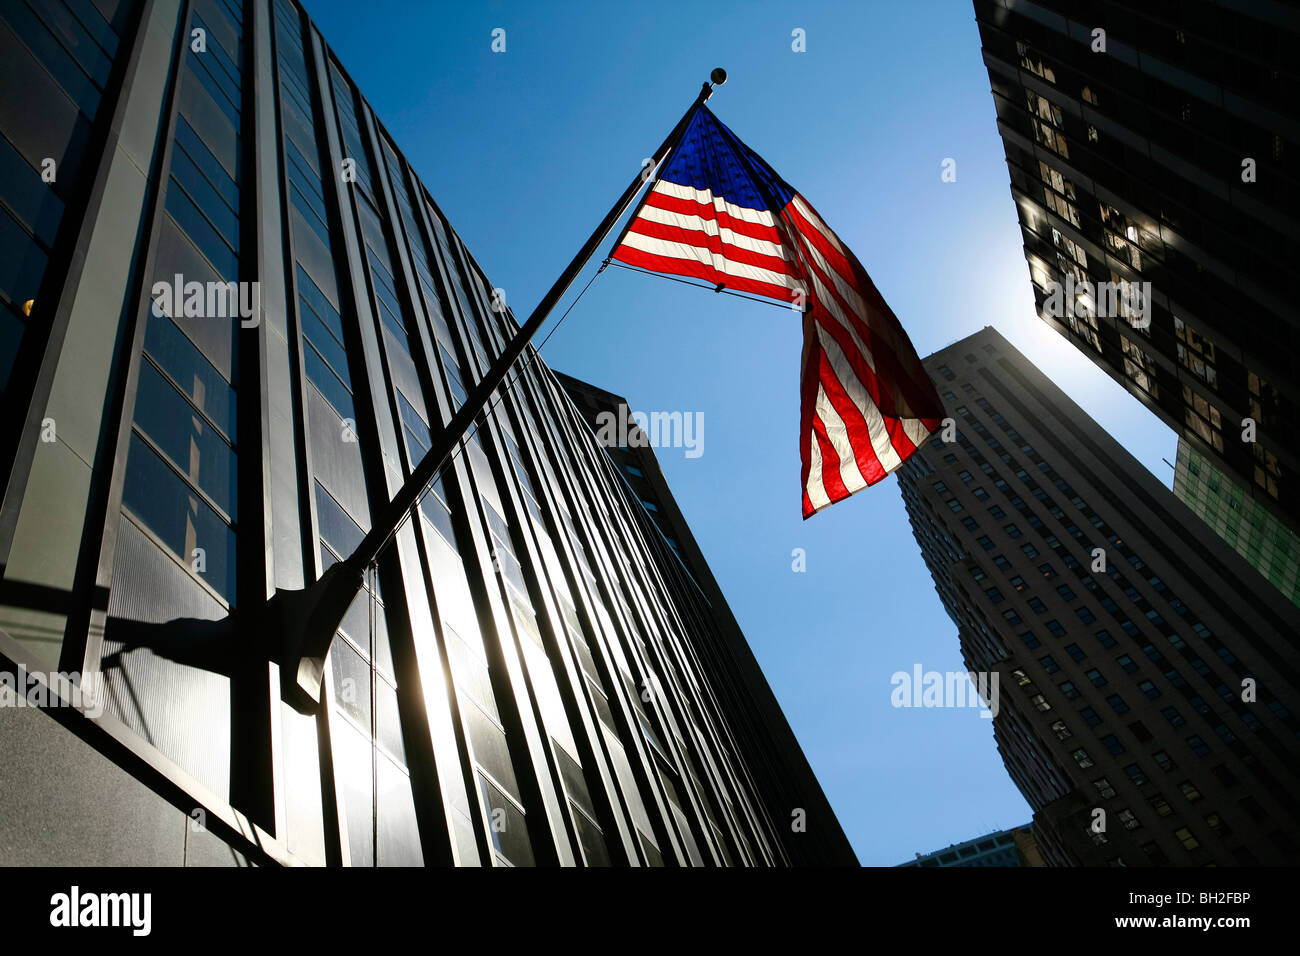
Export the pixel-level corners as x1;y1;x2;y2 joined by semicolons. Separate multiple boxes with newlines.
276;70;728;712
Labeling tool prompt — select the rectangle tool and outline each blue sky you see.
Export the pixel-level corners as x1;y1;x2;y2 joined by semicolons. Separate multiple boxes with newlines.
302;0;1177;864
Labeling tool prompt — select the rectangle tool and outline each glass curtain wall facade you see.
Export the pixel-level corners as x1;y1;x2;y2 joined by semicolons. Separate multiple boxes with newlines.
1172;437;1300;609
973;0;1299;540
556;372;858;865
0;0;848;866
898;328;1300;866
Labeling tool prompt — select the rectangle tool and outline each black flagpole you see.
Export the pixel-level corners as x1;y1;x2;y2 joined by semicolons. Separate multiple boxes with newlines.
276;69;728;713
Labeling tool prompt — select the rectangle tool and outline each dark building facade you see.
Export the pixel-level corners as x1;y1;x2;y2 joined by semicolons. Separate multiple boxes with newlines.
0;0;854;866
898;327;1300;866
556;372;855;865
974;0;1299;541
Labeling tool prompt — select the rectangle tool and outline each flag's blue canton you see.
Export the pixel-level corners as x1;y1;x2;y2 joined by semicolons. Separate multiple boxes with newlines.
659;106;796;212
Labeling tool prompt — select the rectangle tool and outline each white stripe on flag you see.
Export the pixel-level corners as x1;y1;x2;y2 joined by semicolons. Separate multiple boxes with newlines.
815;322;904;475
903;417;935;449
635;201;792;262
813;379;870;494
618;230;806;294
804;405;832;513
653;180;783;230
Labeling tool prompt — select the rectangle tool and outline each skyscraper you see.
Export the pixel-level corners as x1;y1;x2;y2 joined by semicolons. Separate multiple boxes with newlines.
898;327;1300;866
556;372;856;864
0;0;853;866
974;0;1299;542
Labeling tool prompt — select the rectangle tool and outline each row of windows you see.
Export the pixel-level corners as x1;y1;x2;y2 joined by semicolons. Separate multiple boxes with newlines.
0;0;135;393
121;0;244;604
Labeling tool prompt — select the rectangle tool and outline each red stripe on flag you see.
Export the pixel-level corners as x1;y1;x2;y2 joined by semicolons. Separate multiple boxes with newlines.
642;190;786;244
625;218;797;277
611;243;799;304
812;327;884;478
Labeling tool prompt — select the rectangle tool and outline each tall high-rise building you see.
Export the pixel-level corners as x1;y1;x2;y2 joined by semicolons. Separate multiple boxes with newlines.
556;372;856;865
974;0;1299;541
0;0;854;866
898;327;1300;866
1172;437;1300;609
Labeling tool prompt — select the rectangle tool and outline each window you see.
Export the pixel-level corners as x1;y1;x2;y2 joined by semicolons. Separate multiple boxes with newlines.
1095;629;1116;648
1071;749;1093;769
1056;585;1076;601
1028;597;1047;614
1064;643;1086;662
1124;763;1148;786
1021;543;1039;559
993;554;1012;571
480;776;535;866
122;434;237;601
1101;734;1125;755
986;587;1005;604
1037;562;1057;579
1059;680;1080;700
1085;668;1107;687
1002;609;1023;626
1030;693;1052;712
1039;655;1060;675
1020;631;1041;649
1046;619;1066;638
133;361;236;516
1093;777;1116;799
1009;575;1028;592
1116;808;1140;830
1004;523;1022;539
1116;655;1138;674
1137;680;1160;700
988;505;1005;519
1162;707;1186;728
1185;735;1210;757
1050;719;1072;740
1107;694;1129;715
1080;706;1101;727
946;499;964;513
1153;750;1175;771
1174;828;1199;850
1179;781;1202;803
1142;841;1170;864
1149;795;1173;817
976;535;994;551
1076;607;1096;624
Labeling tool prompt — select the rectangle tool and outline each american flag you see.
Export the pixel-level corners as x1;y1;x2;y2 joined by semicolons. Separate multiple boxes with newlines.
612;105;944;518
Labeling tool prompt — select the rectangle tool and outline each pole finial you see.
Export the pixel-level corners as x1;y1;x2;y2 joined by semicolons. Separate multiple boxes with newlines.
710;67;727;86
